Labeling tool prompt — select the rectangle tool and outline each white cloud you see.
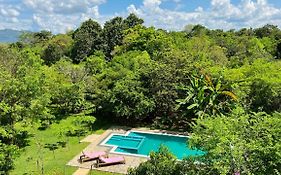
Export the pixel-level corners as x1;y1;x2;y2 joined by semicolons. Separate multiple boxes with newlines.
241;0;256;15
127;4;143;16
0;3;24;30
20;0;107;33
143;0;162;9
30;5;102;33
126;0;281;31
1;0;281;33
126;0;203;30
0;2;21;18
23;0;105;14
0;0;108;32
0;8;20;17
195;7;204;13
211;0;241;18
0;17;32;30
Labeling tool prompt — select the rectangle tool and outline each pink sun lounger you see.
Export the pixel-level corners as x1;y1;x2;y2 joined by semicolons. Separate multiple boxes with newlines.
93;156;126;167
79;151;108;163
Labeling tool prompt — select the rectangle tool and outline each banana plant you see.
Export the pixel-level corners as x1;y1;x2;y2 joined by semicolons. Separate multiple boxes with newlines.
176;73;237;118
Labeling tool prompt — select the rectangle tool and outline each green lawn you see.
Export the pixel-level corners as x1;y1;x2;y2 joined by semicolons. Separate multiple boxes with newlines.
11;116;117;175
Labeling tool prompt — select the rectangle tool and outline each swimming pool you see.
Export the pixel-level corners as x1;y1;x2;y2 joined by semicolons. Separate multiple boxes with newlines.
100;131;204;160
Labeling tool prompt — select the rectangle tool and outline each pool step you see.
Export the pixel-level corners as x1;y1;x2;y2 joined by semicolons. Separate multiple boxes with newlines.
108;135;145;151
111;135;144;142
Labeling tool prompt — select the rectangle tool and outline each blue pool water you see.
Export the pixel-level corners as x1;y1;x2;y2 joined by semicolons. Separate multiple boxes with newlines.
104;131;204;160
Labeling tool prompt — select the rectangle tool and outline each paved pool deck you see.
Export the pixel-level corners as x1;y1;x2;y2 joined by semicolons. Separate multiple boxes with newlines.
67;127;190;174
67;127;149;174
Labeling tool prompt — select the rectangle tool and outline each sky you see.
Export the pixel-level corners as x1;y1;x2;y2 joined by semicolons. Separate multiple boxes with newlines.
1;0;281;33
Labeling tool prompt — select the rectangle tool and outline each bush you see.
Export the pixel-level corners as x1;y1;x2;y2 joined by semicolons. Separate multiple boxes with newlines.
128;146;218;175
190;108;281;175
128;146;177;175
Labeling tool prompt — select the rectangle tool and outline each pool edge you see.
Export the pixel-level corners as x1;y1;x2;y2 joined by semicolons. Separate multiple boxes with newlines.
99;130;192;160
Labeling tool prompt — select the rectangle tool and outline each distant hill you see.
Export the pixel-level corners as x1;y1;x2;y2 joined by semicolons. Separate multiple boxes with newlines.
0;29;26;43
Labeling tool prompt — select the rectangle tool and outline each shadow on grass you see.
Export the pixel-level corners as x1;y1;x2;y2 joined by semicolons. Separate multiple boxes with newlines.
90;118;113;133
16;131;34;148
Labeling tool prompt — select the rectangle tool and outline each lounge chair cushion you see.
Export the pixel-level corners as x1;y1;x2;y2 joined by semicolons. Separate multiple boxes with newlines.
99;156;125;163
83;151;107;158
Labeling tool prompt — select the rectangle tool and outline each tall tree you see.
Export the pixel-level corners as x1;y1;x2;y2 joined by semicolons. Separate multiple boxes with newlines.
102;14;144;60
187;24;209;37
19;30;52;45
124;13;144;28
42;34;74;65
254;24;281;39
102;17;125;59
72;19;102;63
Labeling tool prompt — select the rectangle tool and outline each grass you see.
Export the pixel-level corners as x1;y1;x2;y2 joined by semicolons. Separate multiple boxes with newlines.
11;116;117;175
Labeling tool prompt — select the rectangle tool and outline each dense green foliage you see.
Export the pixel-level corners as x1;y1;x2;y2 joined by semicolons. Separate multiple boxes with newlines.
128;146;218;175
1;14;281;174
190;108;281;175
128;146;178;175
